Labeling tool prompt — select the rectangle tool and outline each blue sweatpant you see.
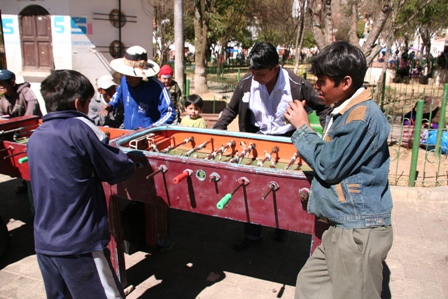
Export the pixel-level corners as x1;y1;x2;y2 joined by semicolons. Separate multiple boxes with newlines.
37;248;125;299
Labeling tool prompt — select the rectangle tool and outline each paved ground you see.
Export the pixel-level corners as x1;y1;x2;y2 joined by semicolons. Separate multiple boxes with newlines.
1;173;447;299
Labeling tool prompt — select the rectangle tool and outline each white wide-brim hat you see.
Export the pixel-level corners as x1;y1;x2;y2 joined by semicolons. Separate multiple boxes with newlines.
110;46;160;78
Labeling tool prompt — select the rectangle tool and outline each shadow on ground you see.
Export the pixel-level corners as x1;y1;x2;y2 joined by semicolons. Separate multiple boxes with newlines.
124;210;311;298
0;176;393;299
0;178;35;269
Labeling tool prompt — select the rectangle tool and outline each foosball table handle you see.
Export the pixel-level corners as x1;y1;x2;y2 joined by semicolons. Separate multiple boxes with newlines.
216;177;249;210
18;156;28;164
216;193;232;210
146;165;168;179
172;169;193;184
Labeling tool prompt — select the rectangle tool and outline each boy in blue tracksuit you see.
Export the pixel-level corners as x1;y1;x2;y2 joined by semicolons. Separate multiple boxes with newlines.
27;70;135;299
284;41;393;299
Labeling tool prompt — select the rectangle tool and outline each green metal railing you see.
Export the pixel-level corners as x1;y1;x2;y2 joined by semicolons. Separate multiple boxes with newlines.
183;63;448;187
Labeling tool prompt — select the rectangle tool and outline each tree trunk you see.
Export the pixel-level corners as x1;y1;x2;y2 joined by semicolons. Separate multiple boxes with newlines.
294;0;307;74
309;0;393;65
193;0;210;94
348;0;358;45
309;0;325;49
309;0;334;49
323;0;333;45
361;0;393;63
174;0;185;96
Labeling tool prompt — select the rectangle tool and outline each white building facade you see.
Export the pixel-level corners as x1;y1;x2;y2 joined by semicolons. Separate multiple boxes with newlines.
1;0;154;84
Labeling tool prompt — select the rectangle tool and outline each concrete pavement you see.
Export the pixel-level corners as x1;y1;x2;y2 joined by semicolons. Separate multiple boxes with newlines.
0;174;447;299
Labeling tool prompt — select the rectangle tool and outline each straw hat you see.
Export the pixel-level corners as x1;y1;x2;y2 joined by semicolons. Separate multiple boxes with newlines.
110;46;160;78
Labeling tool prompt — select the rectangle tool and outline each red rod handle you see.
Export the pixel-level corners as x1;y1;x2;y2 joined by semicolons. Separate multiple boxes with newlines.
173;169;192;184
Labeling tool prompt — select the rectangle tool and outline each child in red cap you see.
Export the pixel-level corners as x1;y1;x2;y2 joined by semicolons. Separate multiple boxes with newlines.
158;65;183;124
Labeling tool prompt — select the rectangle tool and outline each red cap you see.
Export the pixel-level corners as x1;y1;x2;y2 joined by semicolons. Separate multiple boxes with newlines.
159;65;173;78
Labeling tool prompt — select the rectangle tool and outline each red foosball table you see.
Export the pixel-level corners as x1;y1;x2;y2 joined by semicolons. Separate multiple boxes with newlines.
0;115;41;180
0;117;327;287
104;125;327;285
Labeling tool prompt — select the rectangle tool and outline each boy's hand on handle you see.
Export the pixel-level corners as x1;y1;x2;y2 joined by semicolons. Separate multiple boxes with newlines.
284;100;311;129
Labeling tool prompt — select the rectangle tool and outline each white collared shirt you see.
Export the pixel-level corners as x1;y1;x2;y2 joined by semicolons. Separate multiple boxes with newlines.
248;68;295;135
323;87;365;139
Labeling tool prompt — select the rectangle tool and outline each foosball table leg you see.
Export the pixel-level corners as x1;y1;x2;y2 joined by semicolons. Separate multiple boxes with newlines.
107;195;127;286
144;199;171;249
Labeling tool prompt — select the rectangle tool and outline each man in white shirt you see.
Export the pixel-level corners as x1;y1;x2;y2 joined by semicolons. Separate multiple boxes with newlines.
214;42;330;251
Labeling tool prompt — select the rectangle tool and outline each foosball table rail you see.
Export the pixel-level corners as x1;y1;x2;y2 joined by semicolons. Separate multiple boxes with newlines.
113;126;309;172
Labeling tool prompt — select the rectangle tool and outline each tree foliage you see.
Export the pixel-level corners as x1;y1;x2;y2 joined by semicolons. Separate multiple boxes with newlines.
152;0;176;64
155;0;448;91
395;0;448;56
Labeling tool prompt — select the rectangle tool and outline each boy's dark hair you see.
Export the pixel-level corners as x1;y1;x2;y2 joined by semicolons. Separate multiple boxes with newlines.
248;42;279;70
185;94;203;109
310;41;367;90
41;70;95;113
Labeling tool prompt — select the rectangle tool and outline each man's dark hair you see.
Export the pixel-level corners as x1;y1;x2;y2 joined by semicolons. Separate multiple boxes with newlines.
310;41;367;90
41;70;95;113
248;42;279;70
185;94;203;109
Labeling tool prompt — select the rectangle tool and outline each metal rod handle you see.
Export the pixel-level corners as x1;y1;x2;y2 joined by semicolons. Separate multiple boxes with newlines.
173;169;193;184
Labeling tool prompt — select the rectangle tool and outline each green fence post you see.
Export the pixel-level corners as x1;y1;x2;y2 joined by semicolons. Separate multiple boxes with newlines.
408;99;424;187
303;72;307;80
434;84;448;155
238;68;240;82
182;72;187;104
381;72;386;111
185;79;190;97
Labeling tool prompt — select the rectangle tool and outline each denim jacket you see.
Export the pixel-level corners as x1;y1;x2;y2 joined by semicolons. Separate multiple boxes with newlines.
291;89;392;229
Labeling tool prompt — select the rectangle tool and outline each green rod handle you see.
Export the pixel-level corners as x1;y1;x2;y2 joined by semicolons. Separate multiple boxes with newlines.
18;156;28;164
216;193;232;210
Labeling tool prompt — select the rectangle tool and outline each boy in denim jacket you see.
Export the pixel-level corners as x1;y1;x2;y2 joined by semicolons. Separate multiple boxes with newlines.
284;41;393;299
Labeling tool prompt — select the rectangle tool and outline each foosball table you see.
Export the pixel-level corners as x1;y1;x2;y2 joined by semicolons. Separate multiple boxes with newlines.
0;117;327;286
104;125;327;284
0;115;41;180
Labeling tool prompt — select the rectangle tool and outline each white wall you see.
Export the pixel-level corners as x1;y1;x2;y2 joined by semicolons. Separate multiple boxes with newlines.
1;0;154;85
67;0;154;83
1;14;22;72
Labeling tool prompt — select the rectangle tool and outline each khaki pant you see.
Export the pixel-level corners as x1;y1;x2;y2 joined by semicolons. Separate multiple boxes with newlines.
295;225;393;299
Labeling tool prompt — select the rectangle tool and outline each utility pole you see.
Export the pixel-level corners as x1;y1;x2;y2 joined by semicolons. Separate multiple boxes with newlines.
174;0;184;96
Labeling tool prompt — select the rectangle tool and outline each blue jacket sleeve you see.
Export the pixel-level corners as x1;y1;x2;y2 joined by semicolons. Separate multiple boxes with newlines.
291;121;376;185
154;83;176;125
108;78;124;110
76;123;135;185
